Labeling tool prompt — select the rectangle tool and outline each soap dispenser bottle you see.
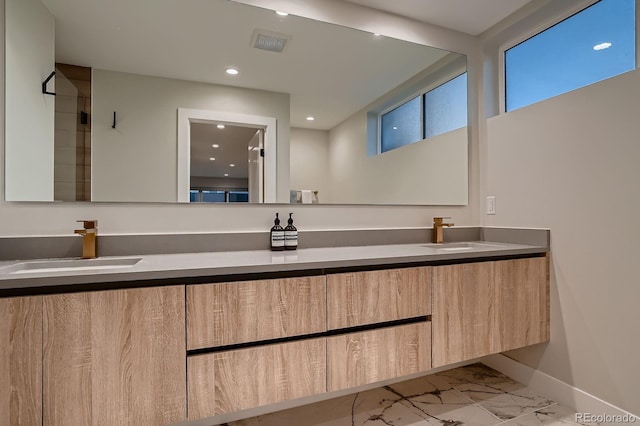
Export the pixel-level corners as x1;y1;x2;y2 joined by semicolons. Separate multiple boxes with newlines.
284;213;298;250
270;213;285;251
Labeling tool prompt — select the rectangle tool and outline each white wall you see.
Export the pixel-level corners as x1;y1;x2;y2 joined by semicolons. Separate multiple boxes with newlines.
477;0;640;416
91;69;289;202
328;111;468;205
0;0;476;237
5;0;54;201
289;128;330;201
485;67;640;415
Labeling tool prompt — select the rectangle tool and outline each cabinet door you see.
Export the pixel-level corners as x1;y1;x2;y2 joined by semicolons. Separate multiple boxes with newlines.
187;338;326;418
327;267;431;329
0;297;42;426
432;261;497;366
43;286;186;425
326;322;431;392
495;256;550;351
187;276;326;350
432;256;549;367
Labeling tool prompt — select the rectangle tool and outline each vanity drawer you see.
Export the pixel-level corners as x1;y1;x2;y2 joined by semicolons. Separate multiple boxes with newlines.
187;338;326;418
326;322;431;392
327;267;431;329
187;276;326;350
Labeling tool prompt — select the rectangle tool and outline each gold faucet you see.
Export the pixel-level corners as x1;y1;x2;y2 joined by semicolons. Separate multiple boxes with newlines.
432;217;454;244
74;220;98;259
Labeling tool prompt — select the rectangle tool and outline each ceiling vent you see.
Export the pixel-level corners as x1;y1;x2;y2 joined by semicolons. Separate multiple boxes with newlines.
251;29;291;53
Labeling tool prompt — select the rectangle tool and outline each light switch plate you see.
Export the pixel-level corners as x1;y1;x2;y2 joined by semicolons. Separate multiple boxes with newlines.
486;196;496;215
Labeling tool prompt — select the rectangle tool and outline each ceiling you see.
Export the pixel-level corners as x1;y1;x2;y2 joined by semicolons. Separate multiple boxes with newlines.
343;0;534;36
190;124;259;179
40;0;537;133
43;0;450;130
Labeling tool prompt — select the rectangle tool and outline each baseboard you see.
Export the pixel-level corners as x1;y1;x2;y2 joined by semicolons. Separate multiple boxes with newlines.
483;354;639;421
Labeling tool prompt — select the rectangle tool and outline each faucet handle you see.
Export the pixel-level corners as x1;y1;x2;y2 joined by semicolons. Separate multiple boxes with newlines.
77;220;98;229
433;216;452;223
433;217;454;227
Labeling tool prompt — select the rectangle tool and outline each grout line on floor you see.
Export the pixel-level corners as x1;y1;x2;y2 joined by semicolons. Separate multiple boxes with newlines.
494;402;560;425
473;401;507;423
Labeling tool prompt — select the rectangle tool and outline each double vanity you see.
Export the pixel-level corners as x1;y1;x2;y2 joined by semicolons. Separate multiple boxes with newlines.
0;228;550;426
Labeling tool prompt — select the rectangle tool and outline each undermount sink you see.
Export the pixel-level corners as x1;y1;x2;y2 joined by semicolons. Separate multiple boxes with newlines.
421;242;508;252
1;257;142;275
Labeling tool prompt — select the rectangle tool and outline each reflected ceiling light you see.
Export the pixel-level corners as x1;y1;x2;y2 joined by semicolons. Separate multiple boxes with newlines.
212;144;220;148
392;126;398;130
209;157;216;161
306;116;315;121
373;33;381;37
224;173;229;177
276;11;288;16
225;68;239;75
217;124;225;129
593;42;612;51
230;163;236;167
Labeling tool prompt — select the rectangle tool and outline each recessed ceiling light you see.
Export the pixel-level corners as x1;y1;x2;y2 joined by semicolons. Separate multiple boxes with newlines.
209;157;216;161
593;42;612;51
212;144;219;148
392;126;398;130
306;116;315;121
230;163;235;167
217;124;225;129
276;11;288;16
224;173;229;177
225;68;239;75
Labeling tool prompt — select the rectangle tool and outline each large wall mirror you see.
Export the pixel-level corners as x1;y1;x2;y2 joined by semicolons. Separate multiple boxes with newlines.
5;0;468;205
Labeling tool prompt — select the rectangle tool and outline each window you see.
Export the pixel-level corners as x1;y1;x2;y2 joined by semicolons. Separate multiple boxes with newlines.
189;189;248;203
505;0;636;112
380;72;468;154
424;73;468;138
228;191;249;202
380;96;421;153
201;190;226;203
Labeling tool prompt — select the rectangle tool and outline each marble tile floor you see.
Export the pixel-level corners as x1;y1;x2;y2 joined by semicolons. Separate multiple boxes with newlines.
225;363;598;426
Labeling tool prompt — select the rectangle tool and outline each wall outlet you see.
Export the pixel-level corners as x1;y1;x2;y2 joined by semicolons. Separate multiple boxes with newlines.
486;196;496;215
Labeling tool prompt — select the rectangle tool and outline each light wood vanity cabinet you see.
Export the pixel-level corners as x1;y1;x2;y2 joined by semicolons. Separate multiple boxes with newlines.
186;276;327;417
188;338;326;418
187;276;326;349
325;267;433;392
327;267;431;329
327;322;431;392
0;296;42;426
42;286;187;426
0;251;549;424
432;256;549;367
